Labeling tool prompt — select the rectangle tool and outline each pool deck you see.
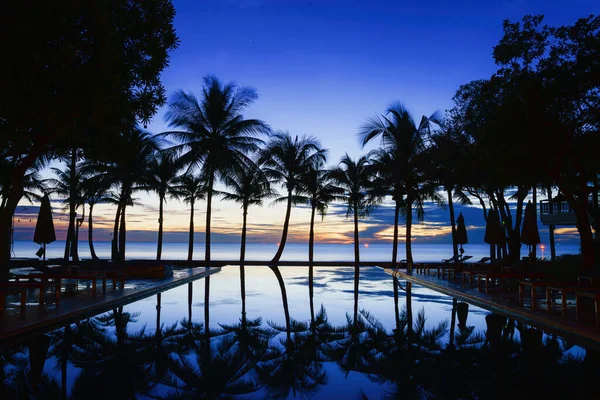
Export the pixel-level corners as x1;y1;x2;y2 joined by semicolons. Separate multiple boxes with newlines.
386;267;600;352
0;266;220;349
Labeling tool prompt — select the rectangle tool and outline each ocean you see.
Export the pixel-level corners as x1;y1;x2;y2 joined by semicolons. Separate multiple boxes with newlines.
12;240;579;263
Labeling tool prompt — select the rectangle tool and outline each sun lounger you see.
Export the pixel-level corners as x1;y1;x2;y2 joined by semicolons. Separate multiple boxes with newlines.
441;254;461;264
85;269;125;290
540;275;600;315
0;281;68;307
518;279;574;311
430;256;474;278
0;286;27;312
12;271;108;294
475;271;548;293
575;289;600;326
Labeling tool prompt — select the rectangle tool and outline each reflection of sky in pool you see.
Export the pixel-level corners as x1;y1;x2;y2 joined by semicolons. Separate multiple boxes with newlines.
3;266;593;399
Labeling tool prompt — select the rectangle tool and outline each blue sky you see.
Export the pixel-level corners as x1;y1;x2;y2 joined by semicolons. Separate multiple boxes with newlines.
17;0;596;246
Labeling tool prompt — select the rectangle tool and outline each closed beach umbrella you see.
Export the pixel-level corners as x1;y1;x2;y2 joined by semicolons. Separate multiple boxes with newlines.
33;194;56;260
521;200;540;247
455;212;468;255
521;200;540;263
484;210;504;245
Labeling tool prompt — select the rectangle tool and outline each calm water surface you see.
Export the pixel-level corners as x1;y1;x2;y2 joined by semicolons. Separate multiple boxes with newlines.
12;241;579;263
1;264;596;399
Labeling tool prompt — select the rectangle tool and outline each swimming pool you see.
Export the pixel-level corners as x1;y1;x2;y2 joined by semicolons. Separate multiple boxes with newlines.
1;265;595;399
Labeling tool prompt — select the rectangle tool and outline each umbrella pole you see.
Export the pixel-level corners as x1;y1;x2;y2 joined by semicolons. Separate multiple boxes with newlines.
43;243;46;261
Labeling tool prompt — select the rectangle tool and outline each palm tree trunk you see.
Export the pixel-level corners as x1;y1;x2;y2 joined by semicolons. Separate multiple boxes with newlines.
111;203;121;261
392;201;400;265
405;195;414;272
204;276;210;337
406;281;413;341
353;205;360;325
449;298;457;348
240;204;248;322
118;198;127;263
66;148;77;263
531;187;537;260
240;264;246;322
157;194;164;260
88;203;98;260
188;282;193;322
240;204;248;263
188;200;195;262
270;266;291;340
309;204;315;323
547;186;557;261
272;190;293;263
205;173;214;266
63;220;73;262
156;293;162;333
353;204;360;265
309;205;316;264
447;189;458;258
393;276;400;329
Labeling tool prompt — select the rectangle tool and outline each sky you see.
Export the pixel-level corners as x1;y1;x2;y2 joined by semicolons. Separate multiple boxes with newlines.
15;0;598;246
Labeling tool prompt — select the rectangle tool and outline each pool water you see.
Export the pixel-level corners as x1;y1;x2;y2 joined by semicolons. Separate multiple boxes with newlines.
1;266;597;399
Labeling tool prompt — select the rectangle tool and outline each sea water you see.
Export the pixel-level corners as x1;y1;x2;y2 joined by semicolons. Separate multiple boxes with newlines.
12;240;579;263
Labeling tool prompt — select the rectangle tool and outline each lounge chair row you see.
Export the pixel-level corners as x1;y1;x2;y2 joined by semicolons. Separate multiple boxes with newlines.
412;256;600;326
1;267;126;315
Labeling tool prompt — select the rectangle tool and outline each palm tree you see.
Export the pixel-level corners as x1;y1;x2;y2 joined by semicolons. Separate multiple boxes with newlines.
259;132;327;263
0;158;46;261
146;150;181;260
219;161;275;265
170;174;205;262
79;171;111;261
370;149;406;266
45;162;86;262
359;102;443;270
301;161;343;265
162;75;269;266
428;125;472;258
91;127;161;262
300;161;342;322
329;154;378;323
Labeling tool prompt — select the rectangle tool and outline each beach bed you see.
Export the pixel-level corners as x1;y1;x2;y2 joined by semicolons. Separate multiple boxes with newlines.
11;272;109;295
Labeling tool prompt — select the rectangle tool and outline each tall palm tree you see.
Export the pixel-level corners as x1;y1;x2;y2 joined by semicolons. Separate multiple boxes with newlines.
428;125;472;258
170;174;205;262
359;102;443;270
162;75;269;266
219;161;275;265
259;132;327;263
146;150;181;260
219;161;275;326
1;158;46;260
301;161;343;264
45;163;86;262
329;154;378;323
300;161;343;322
80;174;111;260
91;127;161;262
370;149;405;266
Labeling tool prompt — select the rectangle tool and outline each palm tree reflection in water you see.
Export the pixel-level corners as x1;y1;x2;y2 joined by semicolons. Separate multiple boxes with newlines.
1;270;599;399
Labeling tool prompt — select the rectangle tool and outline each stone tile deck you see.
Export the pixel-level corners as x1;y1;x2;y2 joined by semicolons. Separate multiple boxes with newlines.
0;267;220;348
386;268;600;352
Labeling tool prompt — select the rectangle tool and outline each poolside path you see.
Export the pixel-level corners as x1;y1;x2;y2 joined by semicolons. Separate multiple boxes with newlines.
0;266;220;349
387;268;600;352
